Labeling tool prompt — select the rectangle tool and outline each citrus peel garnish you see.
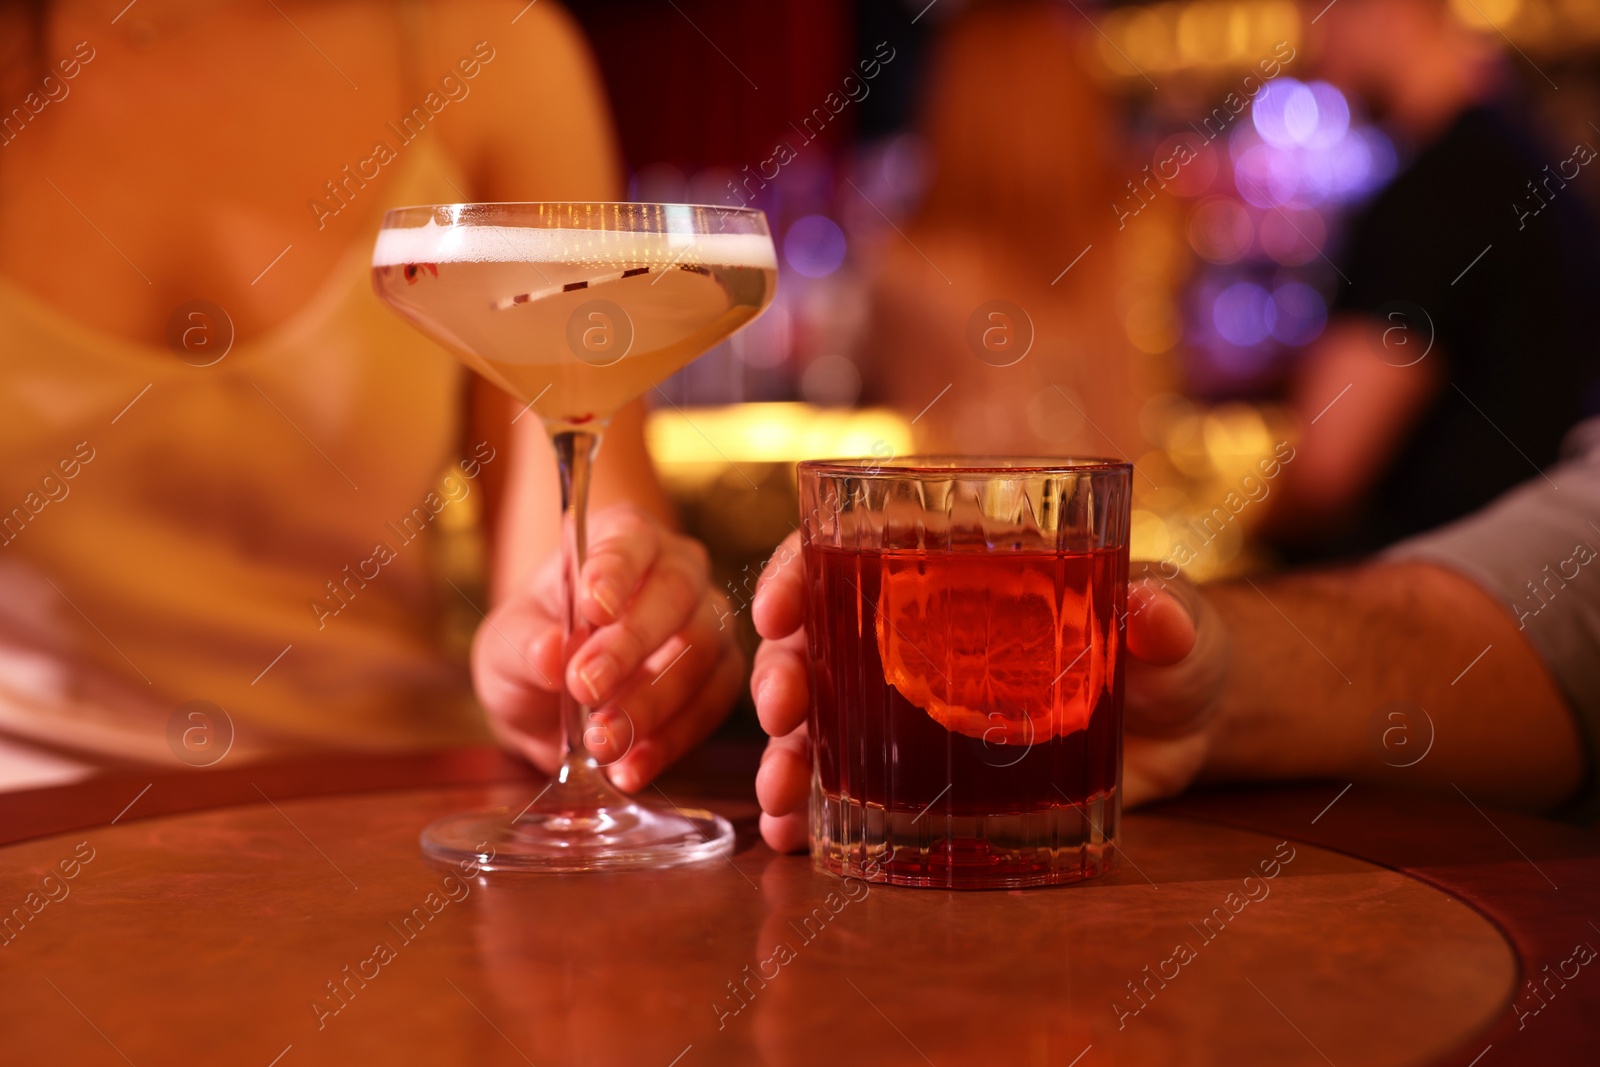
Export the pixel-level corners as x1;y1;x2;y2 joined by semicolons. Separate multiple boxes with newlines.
875;555;1106;744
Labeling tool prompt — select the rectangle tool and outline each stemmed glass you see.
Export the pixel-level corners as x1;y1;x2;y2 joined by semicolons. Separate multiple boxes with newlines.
372;203;776;870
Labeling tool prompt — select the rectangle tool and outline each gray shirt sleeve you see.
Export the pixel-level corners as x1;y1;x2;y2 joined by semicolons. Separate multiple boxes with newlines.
1384;417;1600;820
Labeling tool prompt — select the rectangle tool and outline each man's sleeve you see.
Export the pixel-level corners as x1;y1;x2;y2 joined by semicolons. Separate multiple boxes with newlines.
1384;419;1600;821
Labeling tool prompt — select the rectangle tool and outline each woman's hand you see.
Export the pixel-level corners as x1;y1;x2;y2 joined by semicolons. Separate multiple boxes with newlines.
750;534;1229;852
473;504;744;793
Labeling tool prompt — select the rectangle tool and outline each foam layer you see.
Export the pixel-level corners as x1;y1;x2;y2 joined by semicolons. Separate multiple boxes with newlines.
373;221;777;270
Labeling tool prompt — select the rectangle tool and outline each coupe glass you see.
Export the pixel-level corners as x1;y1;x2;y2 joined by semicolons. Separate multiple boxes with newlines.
372;202;776;871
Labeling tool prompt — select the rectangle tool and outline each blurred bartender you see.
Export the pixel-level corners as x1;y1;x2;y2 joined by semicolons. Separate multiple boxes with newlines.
1267;0;1600;562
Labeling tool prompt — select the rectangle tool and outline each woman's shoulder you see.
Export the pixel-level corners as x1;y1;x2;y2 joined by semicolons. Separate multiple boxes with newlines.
408;0;597;109
409;0;621;200
412;0;587;47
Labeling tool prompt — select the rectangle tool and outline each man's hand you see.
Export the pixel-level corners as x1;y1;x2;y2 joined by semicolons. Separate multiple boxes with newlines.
749;533;1228;852
1119;562;1229;809
474;504;744;793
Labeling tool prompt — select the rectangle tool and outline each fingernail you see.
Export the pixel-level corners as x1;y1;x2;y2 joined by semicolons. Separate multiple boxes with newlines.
755;674;774;710
611;749;650;793
578;654;617;703
590;580;622;620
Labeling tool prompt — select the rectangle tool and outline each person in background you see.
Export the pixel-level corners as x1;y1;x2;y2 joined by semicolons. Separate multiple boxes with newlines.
0;0;739;789
854;1;1178;467
754;410;1600;849
1266;0;1600;561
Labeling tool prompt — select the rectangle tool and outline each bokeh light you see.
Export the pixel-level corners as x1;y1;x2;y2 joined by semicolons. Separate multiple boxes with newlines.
1329;128;1398;201
1450;0;1522;30
1126;295;1184;354
735;303;793;369
1233;81;1388;209
1188;197;1254;264
1269;282;1328;346
1253;78;1316;148
1213;281;1276;347
798;353;862;407
1259;208;1326;266
1233;142;1291;207
1154;132;1220;198
1305;82;1350;149
783;215;848;279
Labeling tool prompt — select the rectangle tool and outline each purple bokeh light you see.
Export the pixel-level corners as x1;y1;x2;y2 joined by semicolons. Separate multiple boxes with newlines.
1234;81;1388;209
783;215;848;279
1213;282;1277;347
1269;282;1328;346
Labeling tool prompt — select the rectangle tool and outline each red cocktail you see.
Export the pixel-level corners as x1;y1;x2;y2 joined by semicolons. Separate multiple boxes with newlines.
799;458;1130;888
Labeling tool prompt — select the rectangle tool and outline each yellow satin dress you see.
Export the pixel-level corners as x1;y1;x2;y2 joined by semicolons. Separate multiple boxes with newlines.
0;137;491;767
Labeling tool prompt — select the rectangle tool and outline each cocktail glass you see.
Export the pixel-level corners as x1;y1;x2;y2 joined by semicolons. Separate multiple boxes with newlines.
798;457;1130;888
373;202;776;871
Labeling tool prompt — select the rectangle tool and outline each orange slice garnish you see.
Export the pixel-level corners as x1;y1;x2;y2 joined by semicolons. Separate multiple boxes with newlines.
875;554;1107;745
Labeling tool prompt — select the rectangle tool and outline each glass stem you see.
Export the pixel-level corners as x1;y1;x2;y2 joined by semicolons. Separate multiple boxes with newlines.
551;429;610;795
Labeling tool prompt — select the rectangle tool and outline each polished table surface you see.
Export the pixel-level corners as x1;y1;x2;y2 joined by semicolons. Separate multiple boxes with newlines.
0;745;1596;1066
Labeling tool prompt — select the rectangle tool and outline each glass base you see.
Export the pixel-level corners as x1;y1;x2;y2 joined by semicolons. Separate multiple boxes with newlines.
422;794;735;873
811;786;1119;889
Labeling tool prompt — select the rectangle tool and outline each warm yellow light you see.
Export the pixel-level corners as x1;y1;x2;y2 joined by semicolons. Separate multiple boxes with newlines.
646;403;915;471
1450;0;1522;31
1202;404;1272;473
1171;1;1255;67
1176;2;1216;65
1125;7;1177;72
1094;0;1305;79
1097;7;1142;77
1226;2;1253;61
1125;297;1183;354
1130;508;1174;561
1256;0;1300;50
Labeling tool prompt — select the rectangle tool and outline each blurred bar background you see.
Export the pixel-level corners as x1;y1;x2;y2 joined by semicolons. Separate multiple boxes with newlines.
554;0;1600;609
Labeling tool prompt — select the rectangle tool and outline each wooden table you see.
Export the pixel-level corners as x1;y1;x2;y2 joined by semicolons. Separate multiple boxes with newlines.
1;745;1595;1066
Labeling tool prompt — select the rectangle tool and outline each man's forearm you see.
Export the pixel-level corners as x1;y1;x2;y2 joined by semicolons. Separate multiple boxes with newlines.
1199;561;1586;812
